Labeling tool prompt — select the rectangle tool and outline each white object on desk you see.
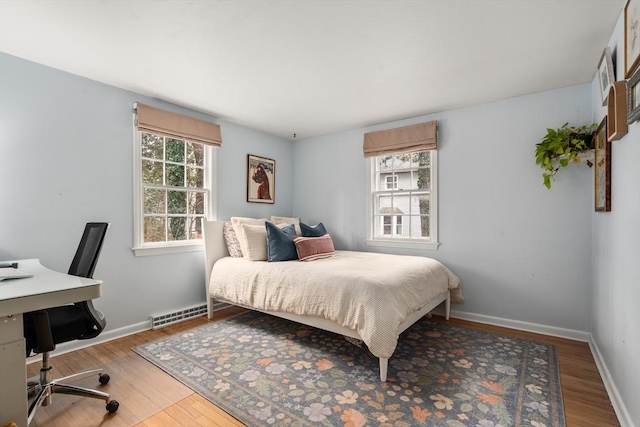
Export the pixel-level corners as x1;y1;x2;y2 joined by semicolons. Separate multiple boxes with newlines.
0;267;33;281
0;259;102;427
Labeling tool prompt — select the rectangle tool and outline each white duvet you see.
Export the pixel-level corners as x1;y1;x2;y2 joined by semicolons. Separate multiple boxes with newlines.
208;250;463;359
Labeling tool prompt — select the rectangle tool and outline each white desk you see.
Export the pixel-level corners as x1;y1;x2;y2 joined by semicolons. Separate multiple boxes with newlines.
0;259;101;427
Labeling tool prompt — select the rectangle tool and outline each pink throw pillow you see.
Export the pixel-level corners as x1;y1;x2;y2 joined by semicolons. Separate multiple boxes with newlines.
293;234;335;261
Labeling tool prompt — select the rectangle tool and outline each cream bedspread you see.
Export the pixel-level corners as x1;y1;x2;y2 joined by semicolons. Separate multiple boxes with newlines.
208;250;463;359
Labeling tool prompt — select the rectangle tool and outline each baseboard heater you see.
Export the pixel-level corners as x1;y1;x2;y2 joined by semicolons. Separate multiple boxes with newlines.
150;302;232;329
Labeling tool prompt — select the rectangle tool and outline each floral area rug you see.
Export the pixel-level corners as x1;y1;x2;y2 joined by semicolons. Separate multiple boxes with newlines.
133;311;565;426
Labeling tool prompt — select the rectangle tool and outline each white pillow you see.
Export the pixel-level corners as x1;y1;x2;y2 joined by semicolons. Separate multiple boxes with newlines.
231;217;267;256
271;216;301;236
242;223;290;261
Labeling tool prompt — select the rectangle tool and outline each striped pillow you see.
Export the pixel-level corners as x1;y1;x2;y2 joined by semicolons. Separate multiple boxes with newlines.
293;234;335;261
223;222;243;257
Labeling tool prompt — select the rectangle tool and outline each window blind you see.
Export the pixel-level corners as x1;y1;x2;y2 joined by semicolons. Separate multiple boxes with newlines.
363;121;437;158
134;103;222;147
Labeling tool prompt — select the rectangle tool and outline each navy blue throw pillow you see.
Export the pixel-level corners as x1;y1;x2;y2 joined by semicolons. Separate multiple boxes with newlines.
300;222;327;237
266;222;298;262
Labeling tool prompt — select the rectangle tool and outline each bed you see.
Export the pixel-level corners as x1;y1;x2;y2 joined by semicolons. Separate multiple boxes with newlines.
202;220;463;381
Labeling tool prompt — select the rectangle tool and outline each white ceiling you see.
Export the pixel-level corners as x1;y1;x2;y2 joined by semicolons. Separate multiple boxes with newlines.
0;0;624;140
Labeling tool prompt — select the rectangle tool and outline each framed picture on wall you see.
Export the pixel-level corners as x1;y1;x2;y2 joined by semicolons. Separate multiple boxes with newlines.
598;47;615;105
247;154;275;204
594;117;611;212
628;66;640;123
625;0;640;78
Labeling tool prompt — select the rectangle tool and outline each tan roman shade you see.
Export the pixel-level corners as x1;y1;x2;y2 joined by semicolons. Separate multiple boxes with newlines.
135;103;222;147
363;121;437;158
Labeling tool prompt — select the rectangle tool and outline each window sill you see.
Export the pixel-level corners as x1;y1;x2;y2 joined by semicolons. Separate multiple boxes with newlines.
132;241;204;257
365;239;440;250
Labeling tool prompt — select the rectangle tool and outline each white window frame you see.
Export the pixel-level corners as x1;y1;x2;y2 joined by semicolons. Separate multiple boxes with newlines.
132;128;217;257
385;175;398;190
365;151;439;250
382;215;403;236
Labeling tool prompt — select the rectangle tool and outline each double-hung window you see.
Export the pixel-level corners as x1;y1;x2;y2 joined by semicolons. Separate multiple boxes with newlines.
132;103;221;256
385;175;398;190
364;121;439;250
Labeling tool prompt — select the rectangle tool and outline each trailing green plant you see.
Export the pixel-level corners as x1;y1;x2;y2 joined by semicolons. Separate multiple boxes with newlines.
535;122;596;189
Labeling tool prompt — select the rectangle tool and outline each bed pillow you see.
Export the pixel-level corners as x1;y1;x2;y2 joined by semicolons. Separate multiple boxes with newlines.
241;224;270;261
242;222;291;261
293;234;335;261
222;222;243;257
271;216;302;236
231;217;267;256
300;222;328;237
266;222;298;262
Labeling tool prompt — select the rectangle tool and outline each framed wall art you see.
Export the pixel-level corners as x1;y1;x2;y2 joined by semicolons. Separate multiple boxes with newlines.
625;0;640;78
247;154;275;204
594;117;611;212
607;81;629;141
628;66;640;123
598;47;615;105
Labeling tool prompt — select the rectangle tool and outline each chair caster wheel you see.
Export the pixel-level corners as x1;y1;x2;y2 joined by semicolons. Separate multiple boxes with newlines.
106;400;119;413
99;373;110;385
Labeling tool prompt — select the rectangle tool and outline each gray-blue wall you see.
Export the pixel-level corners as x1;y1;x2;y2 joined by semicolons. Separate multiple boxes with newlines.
293;84;594;335
589;12;639;427
0;53;294;333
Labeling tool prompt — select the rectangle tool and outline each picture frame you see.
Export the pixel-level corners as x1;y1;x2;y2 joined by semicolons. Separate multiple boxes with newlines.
628;66;640;123
625;0;640;78
597;47;615;105
247;154;275;204
594;117;611;212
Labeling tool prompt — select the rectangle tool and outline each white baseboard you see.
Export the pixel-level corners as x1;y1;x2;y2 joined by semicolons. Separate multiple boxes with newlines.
30;308;588;366
440;308;591;342
27;320;152;365
589;336;635;427
27;302;231;365
30;306;589;364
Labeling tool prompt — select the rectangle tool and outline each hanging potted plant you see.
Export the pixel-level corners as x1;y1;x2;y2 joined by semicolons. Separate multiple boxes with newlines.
535;122;596;189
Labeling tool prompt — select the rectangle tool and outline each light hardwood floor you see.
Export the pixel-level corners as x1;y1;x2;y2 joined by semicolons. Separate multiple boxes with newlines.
26;308;621;427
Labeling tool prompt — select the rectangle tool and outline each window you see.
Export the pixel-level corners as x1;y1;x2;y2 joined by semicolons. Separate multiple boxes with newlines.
382;214;403;235
385;175;398;190
367;150;438;249
133;103;220;256
141;133;207;241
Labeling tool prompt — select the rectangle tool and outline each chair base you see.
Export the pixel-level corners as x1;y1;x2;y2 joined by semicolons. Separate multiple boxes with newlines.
27;366;119;425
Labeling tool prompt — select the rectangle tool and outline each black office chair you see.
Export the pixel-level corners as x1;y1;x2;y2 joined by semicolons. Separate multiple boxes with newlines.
23;222;119;424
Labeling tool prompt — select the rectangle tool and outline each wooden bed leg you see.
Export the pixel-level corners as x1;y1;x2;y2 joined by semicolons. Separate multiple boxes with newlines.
379;358;388;382
207;297;214;320
445;292;451;320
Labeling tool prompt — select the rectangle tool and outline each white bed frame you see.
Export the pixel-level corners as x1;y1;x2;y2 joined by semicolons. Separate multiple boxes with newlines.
202;220;450;381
